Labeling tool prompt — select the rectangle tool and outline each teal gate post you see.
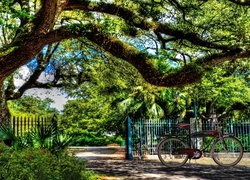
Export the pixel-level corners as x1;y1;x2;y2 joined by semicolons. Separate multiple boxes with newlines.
126;116;133;160
139;118;143;157
194;99;198;148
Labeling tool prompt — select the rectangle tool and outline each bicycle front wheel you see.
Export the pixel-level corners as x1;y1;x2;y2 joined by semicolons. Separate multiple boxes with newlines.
157;137;189;168
211;136;243;166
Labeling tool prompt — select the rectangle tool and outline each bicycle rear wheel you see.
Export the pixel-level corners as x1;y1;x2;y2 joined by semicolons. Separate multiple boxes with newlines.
211;136;243;166
157;137;189;168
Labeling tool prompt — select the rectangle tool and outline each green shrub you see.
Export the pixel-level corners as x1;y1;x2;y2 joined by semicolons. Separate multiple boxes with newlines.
238;134;250;150
0;143;93;180
70;131;125;146
72;134;106;146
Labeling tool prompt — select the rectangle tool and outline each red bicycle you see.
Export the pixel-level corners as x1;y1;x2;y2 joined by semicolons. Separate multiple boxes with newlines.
157;117;243;168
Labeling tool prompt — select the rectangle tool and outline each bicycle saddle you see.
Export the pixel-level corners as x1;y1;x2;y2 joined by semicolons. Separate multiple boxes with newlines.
177;123;190;129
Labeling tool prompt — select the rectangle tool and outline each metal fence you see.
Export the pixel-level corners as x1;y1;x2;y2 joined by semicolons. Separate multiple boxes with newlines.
130;118;250;157
11;114;57;136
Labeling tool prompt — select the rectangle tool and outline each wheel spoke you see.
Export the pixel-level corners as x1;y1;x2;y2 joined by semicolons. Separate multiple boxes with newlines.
158;137;189;168
212;136;243;166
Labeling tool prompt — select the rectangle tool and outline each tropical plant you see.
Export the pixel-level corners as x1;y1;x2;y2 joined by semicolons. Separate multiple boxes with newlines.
0;124;72;155
0;125;16;146
116;85;178;120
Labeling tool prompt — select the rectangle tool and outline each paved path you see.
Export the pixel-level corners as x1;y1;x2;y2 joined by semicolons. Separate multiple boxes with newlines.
73;146;250;180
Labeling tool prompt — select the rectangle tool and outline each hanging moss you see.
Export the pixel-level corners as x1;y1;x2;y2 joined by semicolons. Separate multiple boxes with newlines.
160;64;204;87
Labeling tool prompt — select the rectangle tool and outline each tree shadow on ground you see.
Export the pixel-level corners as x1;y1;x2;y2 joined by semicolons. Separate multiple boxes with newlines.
84;159;250;180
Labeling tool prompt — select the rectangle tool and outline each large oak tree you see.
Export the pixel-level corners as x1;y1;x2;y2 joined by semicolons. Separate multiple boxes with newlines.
1;0;250;124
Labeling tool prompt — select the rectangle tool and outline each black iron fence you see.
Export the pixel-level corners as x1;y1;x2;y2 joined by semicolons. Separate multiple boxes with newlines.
11;114;57;136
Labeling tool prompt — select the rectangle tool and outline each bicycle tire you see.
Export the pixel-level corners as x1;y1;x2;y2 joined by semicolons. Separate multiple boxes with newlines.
157;137;189;168
211;136;243;166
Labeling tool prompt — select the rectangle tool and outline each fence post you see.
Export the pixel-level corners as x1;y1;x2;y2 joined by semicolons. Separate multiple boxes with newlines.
139;118;143;157
190;117;202;149
126;116;133;160
230;119;233;134
150;120;154;155
12;116;16;135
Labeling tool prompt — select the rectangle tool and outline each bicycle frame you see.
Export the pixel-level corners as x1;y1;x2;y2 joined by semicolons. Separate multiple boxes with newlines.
157;135;217;160
157;116;244;167
157;121;226;160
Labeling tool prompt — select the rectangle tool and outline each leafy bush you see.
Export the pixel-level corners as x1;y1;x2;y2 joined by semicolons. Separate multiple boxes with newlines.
70;131;124;146
238;134;250;148
0;143;94;180
70;131;107;146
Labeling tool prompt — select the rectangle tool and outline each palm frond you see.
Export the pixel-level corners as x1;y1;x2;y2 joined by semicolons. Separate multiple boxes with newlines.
0;126;16;146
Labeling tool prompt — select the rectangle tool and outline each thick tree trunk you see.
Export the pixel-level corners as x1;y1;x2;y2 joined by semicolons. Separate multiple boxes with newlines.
0;81;11;126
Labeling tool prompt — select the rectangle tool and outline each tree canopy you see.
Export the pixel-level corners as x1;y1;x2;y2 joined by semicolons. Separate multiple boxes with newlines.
8;96;59;116
3;0;250;126
1;0;250;88
184;60;250;116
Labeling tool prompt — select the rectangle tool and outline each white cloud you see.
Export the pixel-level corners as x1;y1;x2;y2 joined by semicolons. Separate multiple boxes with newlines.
14;65;71;111
23;88;71;111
